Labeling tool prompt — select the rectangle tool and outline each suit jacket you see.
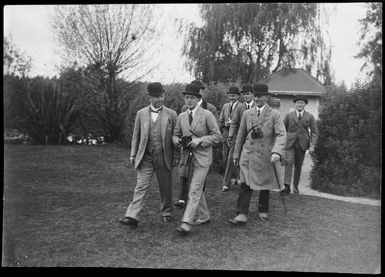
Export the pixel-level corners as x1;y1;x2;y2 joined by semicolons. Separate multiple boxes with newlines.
219;101;239;141
173;106;221;168
130;105;177;170
182;99;218;119
233;105;286;190
229;101;256;139
283;110;318;151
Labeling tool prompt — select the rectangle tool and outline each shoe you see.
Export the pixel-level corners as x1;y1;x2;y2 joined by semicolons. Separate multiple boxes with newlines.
258;216;269;222
193;218;211;225
228;218;247;226
293;187;299;194
118;217;138;228
163;216;171;222
174;200;185;208
222;186;230;192
175;226;190;236
280;185;290;195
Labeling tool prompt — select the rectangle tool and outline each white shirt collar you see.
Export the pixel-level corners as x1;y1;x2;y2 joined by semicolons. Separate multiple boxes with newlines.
256;103;266;113
245;100;254;108
296;110;304;116
188;104;199;118
150;105;162;111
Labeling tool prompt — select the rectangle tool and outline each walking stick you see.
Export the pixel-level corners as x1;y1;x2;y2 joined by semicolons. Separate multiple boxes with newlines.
272;161;288;213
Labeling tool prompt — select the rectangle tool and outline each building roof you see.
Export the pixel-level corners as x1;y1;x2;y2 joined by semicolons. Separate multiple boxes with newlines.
259;68;326;96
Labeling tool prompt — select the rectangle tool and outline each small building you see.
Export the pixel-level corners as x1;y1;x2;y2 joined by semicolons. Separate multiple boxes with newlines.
260;68;327;119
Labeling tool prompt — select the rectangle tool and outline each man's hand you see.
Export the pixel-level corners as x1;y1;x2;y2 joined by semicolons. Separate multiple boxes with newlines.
130;157;135;166
233;158;239;167
270;153;280;163
189;137;202;148
172;159;179;168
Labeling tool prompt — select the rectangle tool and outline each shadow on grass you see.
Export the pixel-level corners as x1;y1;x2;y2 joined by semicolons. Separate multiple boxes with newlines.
3;145;381;272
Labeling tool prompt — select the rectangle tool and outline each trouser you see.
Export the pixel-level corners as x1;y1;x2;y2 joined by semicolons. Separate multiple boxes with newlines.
222;141;238;187
284;140;306;188
125;152;172;221
181;158;211;224
235;183;270;215
178;162;208;202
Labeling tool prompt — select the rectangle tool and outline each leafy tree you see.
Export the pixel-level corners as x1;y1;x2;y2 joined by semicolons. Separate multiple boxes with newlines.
49;4;162;141
182;3;331;84
3;35;32;77
355;2;382;82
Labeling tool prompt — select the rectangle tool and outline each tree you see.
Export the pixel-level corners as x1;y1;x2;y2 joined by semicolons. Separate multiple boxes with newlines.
182;3;331;84
3;35;32;77
49;4;162;141
355;2;382;83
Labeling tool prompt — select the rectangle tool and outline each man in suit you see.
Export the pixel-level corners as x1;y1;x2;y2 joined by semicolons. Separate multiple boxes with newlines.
173;83;221;235
281;95;318;194
118;82;177;229
228;84;286;225
174;79;218;208
219;86;241;192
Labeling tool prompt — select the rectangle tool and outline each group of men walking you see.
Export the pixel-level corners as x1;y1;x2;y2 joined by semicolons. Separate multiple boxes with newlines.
118;80;318;236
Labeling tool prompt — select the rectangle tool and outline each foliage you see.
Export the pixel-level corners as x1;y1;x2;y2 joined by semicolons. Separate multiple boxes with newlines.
49;4;162;141
310;81;382;198
23;77;83;144
355;2;382;82
182;3;331;84
3;35;32;77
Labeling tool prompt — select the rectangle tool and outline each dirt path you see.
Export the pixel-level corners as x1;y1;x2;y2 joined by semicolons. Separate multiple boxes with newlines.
285;153;381;207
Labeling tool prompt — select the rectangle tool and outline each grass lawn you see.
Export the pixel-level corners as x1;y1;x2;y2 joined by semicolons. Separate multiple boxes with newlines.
3;144;381;272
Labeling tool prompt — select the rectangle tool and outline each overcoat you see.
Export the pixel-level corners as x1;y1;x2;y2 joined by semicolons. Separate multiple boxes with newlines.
283;110;318;150
229;101;256;140
130;106;177;170
233;105;286;190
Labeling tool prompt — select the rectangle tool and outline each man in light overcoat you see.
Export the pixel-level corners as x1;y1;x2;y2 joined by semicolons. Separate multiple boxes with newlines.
229;83;286;225
118;82;177;229
219;86;241;192
173;83;221;235
281;95;318;194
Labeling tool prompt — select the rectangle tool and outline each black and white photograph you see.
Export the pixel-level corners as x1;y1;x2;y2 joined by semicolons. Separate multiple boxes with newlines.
3;3;381;272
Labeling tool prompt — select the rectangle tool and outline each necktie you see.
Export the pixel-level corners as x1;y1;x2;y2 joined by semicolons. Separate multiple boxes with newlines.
257;109;260;117
230;103;233;114
246;104;249;110
189;111;193;125
298;112;302;121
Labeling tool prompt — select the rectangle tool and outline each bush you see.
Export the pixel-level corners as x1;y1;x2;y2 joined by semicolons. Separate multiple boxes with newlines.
310;81;382;198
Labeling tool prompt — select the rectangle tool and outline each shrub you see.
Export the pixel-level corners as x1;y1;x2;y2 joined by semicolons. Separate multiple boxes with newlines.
310;81;381;198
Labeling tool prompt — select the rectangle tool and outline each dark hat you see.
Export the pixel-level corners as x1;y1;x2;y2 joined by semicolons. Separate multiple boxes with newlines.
227;86;240;95
191;80;205;90
253;83;270;96
240;84;253;93
293;95;308;104
147;82;164;96
182;83;202;97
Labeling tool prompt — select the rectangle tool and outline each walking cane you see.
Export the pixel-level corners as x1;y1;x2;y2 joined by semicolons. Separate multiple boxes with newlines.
272;161;288;213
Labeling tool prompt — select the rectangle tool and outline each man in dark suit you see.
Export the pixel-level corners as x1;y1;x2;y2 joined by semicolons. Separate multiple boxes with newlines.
281;95;318;194
173;84;221;235
118;83;177;228
219;86;240;192
174;79;218;208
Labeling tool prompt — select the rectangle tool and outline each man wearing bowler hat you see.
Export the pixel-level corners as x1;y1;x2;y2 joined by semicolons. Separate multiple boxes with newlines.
281;95;318;195
228;83;286;225
118;82;177;229
173;83;221;235
174;79;218;209
219;86;241;192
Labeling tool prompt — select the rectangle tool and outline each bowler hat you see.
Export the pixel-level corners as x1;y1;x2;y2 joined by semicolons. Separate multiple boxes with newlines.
240;84;253;93
253;83;270;96
191;80;205;90
182;84;202;97
227;86;240;95
147;82;164;96
293;95;308;104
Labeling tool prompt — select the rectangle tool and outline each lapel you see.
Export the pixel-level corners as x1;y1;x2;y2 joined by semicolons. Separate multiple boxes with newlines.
230;101;238;117
190;106;203;133
293;110;299;125
143;106;152;138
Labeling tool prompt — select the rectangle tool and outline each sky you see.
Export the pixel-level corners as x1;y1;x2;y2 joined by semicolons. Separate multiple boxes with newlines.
3;3;370;88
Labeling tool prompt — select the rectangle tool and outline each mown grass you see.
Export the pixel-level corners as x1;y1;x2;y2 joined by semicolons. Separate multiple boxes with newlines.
3;145;381;272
